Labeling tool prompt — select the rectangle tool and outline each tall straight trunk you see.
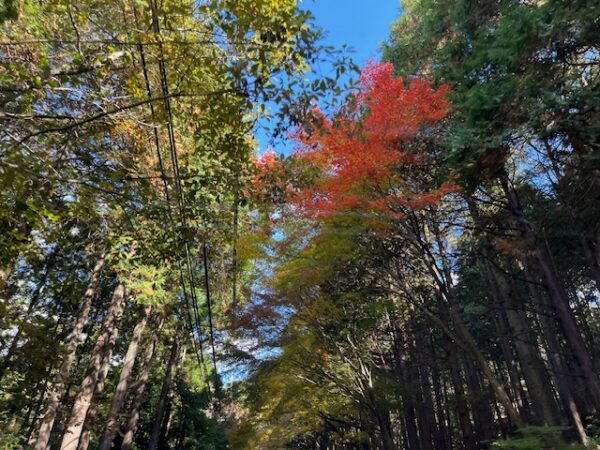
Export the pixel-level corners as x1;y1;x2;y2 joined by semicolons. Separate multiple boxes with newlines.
400;363;420;450
449;303;525;428
468;196;560;425
493;311;531;421
417;220;525;429
387;309;419;450
526;269;590;444
430;344;450;450
374;405;396;450
500;174;600;409
410;320;435;450
416;364;436;450
157;397;173;450
33;256;105;450
98;305;152;450
60;283;125;450
539;309;589;445
148;334;179;450
463;357;496;445
504;302;560;425
491;266;560;426
77;316;125;450
120;317;164;450
448;349;477;450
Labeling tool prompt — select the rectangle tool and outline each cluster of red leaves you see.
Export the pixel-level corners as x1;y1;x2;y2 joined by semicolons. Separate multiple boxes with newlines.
251;148;286;202
290;62;453;219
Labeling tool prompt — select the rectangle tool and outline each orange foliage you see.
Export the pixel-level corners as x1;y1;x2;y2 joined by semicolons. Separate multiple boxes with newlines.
290;62;453;219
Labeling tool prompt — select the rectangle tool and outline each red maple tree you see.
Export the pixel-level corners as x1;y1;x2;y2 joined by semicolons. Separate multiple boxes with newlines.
291;62;454;220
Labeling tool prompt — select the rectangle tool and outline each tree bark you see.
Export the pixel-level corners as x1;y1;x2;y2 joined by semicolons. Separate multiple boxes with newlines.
491;265;560;426
120;316;164;450
33;256;105;450
500;173;600;409
526;268;590;444
98;304;152;450
414;218;526;429
148;333;179;450
59;283;125;450
492;311;531;421
387;309;419;450
430;344;450;450
449;350;476;450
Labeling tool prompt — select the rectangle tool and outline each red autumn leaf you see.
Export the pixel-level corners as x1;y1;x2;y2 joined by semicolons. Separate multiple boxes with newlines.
290;62;453;219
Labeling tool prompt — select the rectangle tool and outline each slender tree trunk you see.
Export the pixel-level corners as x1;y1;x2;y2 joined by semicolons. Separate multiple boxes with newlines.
417;219;526;428
77;321;124;450
500;173;600;409
540;309;589;445
98;305;152;450
430;344;450;450
493;311;531;421
410;320;434;450
493;267;560;426
462;357;493;446
527;269;590;444
388;310;419;450
59;283;125;450
375;406;397;450
468;196;560;425
504;304;559;425
33;256;105;450
148;333;179;450
157;397;173;450
448;348;476;450
120;317;164;450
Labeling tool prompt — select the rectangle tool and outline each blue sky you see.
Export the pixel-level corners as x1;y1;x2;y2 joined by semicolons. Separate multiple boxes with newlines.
306;0;401;66
256;1;401;153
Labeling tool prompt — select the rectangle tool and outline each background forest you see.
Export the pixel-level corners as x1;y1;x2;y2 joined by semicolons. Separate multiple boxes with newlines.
0;0;599;449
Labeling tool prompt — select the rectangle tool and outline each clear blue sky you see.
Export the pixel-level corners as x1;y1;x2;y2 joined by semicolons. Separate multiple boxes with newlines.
306;0;401;66
256;0;401;153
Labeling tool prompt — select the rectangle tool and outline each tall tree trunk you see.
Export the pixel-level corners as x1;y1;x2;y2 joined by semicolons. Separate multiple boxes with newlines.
374;406;397;450
492;311;531;421
148;333;179;450
120;316;164;450
59;283;125;450
77;319;125;450
448;348;477;450
468;195;560;425
499;173;600;409
387;309;419;450
526;268;590;444
463;357;496;446
410;319;435;450
415;219;525;428
491;266;560;426
157;397;173;450
540;309;589;445
430;344;450;450
33;256;105;450
98;305;151;450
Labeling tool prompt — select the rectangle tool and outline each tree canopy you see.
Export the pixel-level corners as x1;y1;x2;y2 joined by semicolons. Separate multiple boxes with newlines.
1;1;600;449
